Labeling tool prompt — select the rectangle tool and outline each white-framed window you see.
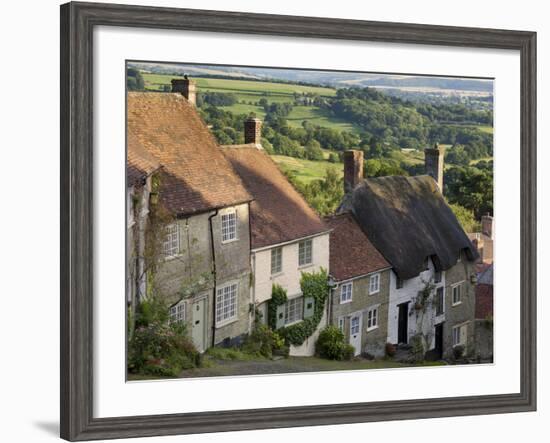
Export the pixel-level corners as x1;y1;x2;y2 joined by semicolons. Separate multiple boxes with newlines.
163;223;179;258
396;277;404;289
271;247;283;275
340;282;353;304
216;282;238;324
298;239;313;266
369;273;380;294
284;296;303;325
452;323;467;347
367;306;379;331
435;286;445;316
338;317;345;333
169;300;185;324
221;211;237;242
350;316;360;335
452;283;462;306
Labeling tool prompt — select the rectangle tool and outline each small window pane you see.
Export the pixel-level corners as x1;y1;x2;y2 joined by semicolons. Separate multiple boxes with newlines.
298;239;312;266
163;223;179;258
369;274;380;294
271;247;282;274
216;283;238;324
284;297;303;325
436;287;445;315
221;212;237;242
340;282;353;303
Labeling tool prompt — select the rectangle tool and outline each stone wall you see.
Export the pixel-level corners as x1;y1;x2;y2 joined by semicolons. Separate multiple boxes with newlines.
331;269;391;358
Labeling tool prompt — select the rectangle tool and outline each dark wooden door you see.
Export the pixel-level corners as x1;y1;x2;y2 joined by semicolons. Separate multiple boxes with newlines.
435;323;444;359
398;302;408;344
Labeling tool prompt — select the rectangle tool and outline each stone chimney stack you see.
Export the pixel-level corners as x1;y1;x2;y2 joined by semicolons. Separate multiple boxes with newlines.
425;143;445;192
244;117;262;145
344;150;364;193
171;76;196;106
481;214;494;239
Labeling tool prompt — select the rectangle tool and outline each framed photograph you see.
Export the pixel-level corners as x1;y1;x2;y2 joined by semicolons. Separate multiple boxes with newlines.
60;1;536;441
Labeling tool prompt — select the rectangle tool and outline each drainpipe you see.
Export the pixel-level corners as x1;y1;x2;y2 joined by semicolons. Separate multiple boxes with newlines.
208;209;219;348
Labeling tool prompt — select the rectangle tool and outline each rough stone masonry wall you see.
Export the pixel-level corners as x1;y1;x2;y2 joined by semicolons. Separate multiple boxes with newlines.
442;251;477;358
152;203;252;348
331;269;391;358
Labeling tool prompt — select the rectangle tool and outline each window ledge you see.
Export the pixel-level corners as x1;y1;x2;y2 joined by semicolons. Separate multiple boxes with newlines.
452;301;462;307
163;254;183;262
221;238;238;245
369;290;380;295
284;319;303;327
270;272;284;279
340;299;353;305
298;263;314;270
215;317;238;328
366;325;379;332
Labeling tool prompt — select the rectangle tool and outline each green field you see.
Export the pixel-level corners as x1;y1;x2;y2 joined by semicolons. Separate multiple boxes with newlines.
271;155;343;184
142;73;335;97
142;73;362;132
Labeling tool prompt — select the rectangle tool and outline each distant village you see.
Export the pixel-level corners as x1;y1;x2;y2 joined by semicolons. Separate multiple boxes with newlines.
127;77;494;377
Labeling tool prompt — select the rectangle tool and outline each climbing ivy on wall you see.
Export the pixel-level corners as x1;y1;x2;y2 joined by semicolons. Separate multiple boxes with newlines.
268;269;330;347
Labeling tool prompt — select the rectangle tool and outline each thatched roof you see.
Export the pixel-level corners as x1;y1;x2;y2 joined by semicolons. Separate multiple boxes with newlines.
339;175;478;280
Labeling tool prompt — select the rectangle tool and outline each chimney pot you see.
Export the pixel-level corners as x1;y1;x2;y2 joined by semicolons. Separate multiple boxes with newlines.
171;78;196;106
344;150;364;193
424;143;445;192
244;117;262;145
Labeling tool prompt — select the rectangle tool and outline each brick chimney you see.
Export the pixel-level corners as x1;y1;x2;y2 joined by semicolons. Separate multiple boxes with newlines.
244;117;262;145
425;143;445;192
344;150;364;193
171;76;196;106
481;214;494;239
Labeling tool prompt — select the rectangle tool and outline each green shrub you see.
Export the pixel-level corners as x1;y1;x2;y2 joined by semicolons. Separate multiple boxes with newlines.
243;323;289;358
453;345;465;360
316;325;354;361
128;296;201;377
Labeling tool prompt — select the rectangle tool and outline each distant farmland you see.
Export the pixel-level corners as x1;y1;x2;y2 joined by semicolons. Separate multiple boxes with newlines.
141;73;361;133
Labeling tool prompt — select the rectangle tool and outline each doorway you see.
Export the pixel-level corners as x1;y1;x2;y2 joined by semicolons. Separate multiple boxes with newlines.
397;302;409;344
434;322;444;359
349;313;362;356
192;298;207;352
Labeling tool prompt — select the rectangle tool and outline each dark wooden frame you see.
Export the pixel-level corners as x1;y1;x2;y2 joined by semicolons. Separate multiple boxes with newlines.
60;1;537;441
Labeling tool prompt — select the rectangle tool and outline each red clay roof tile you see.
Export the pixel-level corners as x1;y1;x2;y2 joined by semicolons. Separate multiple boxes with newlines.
221;145;328;249
127;92;252;216
324;212;390;281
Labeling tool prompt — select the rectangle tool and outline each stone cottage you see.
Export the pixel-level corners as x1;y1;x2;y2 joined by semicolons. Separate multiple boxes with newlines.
338;149;479;359
324;213;392;357
221;118;331;356
127;80;255;352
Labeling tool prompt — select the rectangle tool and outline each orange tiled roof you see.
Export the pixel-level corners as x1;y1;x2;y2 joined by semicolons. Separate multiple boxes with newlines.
127;92;252;216
324;212;390;281
221;145;328;249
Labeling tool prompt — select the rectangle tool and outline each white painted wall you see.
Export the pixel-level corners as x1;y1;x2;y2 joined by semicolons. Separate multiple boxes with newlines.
251;233;330;356
252;233;330;304
387;258;445;350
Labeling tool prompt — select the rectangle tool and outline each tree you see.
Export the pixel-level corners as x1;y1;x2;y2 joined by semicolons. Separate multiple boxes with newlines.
449;203;481;233
127;67;144;91
304;140;324;161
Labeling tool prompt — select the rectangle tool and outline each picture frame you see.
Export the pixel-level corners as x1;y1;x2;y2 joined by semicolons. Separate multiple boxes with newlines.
60;1;537;441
